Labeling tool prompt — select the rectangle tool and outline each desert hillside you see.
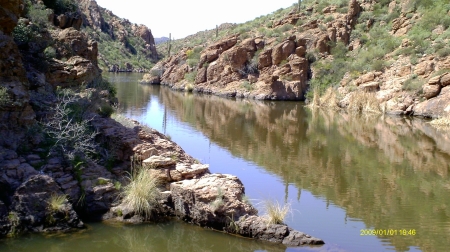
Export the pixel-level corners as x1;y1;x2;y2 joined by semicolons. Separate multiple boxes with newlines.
149;0;450;118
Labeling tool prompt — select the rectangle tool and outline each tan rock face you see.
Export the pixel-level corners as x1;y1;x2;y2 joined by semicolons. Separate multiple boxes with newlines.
77;0;106;31
423;84;441;99
195;67;207;84
258;48;272;69
272;40;296;65
415;86;450;117
414;61;435;76
170;173;257;226
134;24;157;60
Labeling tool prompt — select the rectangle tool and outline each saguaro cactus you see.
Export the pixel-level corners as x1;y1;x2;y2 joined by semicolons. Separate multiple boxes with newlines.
168;33;172;57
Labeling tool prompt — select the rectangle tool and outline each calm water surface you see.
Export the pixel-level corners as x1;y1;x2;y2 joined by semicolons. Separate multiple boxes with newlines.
2;73;450;252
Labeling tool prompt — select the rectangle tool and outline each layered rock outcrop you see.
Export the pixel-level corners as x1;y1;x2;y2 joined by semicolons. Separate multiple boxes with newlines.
150;0;361;101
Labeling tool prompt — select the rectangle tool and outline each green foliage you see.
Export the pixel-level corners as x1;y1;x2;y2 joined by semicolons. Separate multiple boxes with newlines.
402;75;423;91
12;23;33;46
43;0;78;15
44;46;56;59
184;71;197;83
88;78;117;97
99;104;114;118
27;4;51;28
0;87;11;107
241;81;254;91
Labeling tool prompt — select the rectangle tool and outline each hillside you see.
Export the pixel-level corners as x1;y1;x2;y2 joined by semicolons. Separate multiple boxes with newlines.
147;0;450;118
76;0;158;72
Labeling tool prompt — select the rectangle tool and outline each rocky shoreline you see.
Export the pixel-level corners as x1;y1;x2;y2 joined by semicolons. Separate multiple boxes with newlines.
0;114;324;246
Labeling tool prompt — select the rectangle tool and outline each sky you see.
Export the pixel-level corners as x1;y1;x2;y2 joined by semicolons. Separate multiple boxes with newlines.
95;0;297;39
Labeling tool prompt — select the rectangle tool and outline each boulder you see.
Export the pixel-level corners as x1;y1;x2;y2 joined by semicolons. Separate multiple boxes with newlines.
10;175;84;233
170;173;257;228
423;84;441;99
139;73;160;84
258;49;273;69
143;156;176;168
415;86;450;117
440;73;450;86
233;215;324;246
272;40;296;65
195;67;207;84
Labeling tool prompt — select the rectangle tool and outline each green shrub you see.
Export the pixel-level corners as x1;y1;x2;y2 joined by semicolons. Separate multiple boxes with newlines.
0;87;11;107
27;4;51;28
184;71;197;83
99;104;114;118
402;75;423;91
437;47;450;58
44;46;56;59
12;23;33;46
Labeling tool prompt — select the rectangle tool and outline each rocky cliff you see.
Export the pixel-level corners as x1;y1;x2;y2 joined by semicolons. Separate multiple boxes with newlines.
0;1;323;246
76;0;158;72
0;0;109;236
148;0;450;118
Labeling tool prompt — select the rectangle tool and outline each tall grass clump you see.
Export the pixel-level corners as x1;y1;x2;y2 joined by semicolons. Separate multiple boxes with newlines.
0;87;11;107
48;194;67;212
347;91;381;114
429;116;450;129
121;165;159;218
263;200;291;225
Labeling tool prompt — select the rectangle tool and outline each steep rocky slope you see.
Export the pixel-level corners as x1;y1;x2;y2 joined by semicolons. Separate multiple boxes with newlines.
148;0;450;118
76;0;158;72
0;1;323;245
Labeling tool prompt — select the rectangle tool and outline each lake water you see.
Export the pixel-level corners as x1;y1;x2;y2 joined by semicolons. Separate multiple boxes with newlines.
2;73;449;252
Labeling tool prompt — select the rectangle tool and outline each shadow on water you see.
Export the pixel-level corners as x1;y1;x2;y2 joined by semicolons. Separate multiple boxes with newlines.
0;221;288;252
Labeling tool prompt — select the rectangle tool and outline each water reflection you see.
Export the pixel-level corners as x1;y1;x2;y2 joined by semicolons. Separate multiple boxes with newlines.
0;222;286;252
154;86;450;252
106;73;450;251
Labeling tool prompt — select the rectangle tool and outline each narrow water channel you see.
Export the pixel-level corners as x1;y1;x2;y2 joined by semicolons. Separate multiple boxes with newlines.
2;73;449;252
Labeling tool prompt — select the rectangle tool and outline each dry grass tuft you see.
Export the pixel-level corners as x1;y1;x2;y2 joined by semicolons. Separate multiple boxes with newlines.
429;116;450;129
307;87;339;110
48;194;67;212
121;165;159;218
263;200;291;225
347;91;381;114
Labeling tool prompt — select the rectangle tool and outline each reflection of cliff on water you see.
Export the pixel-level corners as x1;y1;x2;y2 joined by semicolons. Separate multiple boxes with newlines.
109;73;158;114
158;87;450;252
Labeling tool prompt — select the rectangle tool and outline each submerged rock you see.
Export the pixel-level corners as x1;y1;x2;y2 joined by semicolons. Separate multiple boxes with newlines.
233;215;324;246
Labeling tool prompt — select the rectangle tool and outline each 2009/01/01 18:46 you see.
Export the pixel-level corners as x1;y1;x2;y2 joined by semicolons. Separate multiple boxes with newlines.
360;229;416;236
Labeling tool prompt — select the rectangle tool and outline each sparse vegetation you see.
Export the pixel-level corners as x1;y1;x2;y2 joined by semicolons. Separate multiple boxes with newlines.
0;87;11;107
347;91;381;114
48;194;67;212
263;200;291;225
42;90;99;162
210;187;225;212
121;165;159;218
